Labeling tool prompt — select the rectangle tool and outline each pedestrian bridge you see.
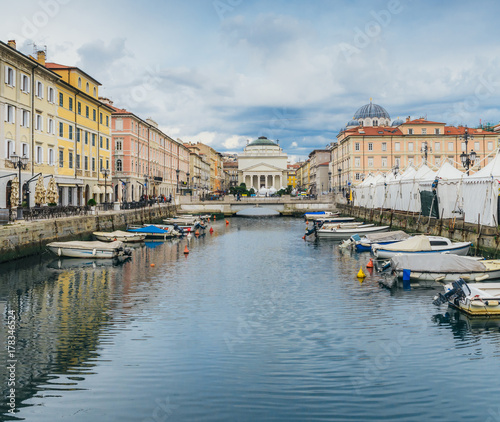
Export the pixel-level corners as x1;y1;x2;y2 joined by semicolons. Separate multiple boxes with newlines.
177;195;337;216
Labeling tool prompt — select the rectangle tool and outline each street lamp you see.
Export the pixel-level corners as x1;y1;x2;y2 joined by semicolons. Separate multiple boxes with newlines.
460;127;476;175
9;152;29;220
421;141;432;165
186;172;190;190
328;171;332;192
337;168;341;192
176;169;180;193
144;175;148;199
101;168;110;204
393;163;399;177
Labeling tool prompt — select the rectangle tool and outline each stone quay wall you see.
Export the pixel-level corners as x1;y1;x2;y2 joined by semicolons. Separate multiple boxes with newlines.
337;204;500;256
0;204;177;263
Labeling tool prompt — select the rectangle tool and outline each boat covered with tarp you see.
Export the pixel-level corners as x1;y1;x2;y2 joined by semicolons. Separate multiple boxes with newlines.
127;225;176;239
354;230;411;252
47;240;132;259
391;253;500;283
94;230;146;242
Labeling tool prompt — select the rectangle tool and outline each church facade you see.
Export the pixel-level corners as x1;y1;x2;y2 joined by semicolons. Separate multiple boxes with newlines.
238;137;288;191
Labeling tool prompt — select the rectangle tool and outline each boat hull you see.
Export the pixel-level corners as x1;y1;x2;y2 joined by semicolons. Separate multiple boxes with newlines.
47;246;118;259
94;233;145;242
316;225;390;240
394;268;500;283
374;243;471;259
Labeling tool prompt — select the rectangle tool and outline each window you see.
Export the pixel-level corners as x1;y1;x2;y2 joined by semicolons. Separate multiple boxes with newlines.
100;158;103;171
408;142;414;152
106;138;109;150
488;141;493;151
116;159;123;172
59;150;64;167
22;143;29;158
36;114;43;131
69;97;73;111
100;113;103;124
408;156;414;165
78;102;81;115
381;157;387;167
373;120;378;126
93;87;96;97
68;125;73;140
408;128;413;135
395;157;401;166
116;119;123;130
100;136;103;148
69;151;73;169
395;142;401;152
5;66;15;87
355;157;360;167
48;118;54;134
435;128;440;135
76;154;80;169
116;140;122;150
21;74;30;93
355;142;360;151
434;142;440;151
21;110;30;127
86;82;89;93
474;141;480;151
59;92;64;106
36;146;43;164
78;77;82;88
6;140;14;159
76;128;80;142
92;157;95;171
367;157;374;167
382;142;387;151
85;106;89;118
84;156;88;170
5;104;15;123
36;81;43;98
355;173;361;180
106;116;109;126
85;131;88;144
48;148;54;165
48;87;55;103
59;122;64;137
448;142;454;152
93;109;96;121
92;133;96;146
368;143;373;151
421;128;427;135
435;156;441;165
106;159;109;170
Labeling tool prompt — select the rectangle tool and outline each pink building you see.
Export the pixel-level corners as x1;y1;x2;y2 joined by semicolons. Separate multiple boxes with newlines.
104;100;189;201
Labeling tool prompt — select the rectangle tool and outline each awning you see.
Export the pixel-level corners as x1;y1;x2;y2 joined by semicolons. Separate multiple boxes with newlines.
92;185;103;194
57;183;81;187
106;186;113;194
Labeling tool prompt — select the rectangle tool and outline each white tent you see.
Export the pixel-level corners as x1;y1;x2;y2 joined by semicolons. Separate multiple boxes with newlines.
372;172;394;209
462;152;500;226
404;164;436;212
394;167;417;211
386;171;402;210
355;174;375;208
419;161;465;219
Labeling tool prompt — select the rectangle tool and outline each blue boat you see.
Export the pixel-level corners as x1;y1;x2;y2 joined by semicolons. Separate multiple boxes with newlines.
127;225;174;239
352;230;411;252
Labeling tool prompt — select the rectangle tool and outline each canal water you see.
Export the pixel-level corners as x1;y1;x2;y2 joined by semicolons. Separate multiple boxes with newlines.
1;218;500;421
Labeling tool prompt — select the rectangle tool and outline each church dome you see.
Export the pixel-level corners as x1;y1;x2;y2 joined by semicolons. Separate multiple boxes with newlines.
346;119;359;128
391;118;404;126
248;136;278;146
353;101;390;120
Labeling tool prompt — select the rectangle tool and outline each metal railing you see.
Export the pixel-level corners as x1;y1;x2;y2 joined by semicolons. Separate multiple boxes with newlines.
22;205;90;220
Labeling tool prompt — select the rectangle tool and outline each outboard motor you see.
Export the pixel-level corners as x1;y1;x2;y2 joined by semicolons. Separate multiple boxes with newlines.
173;223;185;235
432;278;469;306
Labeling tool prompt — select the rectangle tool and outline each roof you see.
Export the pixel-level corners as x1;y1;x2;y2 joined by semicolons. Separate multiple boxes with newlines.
46;62;102;85
340;127;403;137
248;136;278;146
353;102;390;120
402;118;445;125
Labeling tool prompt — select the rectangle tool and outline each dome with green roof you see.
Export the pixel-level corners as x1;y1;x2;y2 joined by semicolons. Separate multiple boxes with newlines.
248;136;278;146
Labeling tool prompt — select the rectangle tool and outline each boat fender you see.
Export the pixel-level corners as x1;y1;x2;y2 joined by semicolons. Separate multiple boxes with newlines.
58;248;62;257
486;300;499;306
435;276;445;282
92;248;97;256
475;274;489;282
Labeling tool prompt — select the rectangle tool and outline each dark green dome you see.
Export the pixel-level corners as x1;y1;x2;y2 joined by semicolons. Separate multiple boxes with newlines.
248;136;278;146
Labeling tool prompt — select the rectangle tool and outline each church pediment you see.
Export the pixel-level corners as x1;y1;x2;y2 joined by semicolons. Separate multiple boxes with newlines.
240;163;285;172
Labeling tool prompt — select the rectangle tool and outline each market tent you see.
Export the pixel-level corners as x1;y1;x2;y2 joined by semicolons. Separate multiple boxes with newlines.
398;164;435;212
385;171;401;210
462;152;500;226
419;161;465;219
355;174;375;208
373;173;389;208
394;167;416;211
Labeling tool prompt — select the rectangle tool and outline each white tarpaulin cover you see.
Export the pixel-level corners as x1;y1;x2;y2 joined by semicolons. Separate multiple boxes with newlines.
363;230;410;243
462;151;500;227
390;253;487;273
419;161;465;219
46;241;124;250
375;235;431;252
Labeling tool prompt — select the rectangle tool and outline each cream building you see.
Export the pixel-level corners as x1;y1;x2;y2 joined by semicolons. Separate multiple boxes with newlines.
238;137;288;191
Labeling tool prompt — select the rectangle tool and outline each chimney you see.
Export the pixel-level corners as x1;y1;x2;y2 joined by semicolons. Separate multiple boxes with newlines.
406;116;411;122
7;40;16;49
99;97;113;106
37;50;46;66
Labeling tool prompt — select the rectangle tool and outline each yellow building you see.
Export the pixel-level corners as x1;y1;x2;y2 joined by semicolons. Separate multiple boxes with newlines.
45;62;114;205
0;40;60;209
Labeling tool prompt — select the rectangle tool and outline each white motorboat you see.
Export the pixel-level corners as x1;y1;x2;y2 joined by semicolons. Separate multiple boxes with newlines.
93;230;146;243
46;240;132;259
353;230;410;252
433;279;500;316
304;211;338;220
316;224;390;240
391;253;500;283
372;235;471;259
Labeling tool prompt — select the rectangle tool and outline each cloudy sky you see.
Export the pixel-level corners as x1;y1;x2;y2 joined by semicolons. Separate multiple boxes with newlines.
2;0;500;162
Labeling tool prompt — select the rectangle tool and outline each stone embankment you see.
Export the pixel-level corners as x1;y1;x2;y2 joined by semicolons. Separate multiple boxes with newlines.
338;204;500;256
0;204;176;263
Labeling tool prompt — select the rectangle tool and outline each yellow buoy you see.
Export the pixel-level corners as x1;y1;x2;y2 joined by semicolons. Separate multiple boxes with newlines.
357;266;366;279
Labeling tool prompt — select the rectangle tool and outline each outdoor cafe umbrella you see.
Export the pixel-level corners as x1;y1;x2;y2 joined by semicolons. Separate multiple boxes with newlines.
46;177;59;205
10;176;19;208
34;174;46;206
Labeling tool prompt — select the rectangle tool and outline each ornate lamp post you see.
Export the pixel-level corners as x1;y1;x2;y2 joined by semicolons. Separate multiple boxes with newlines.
337;168;341;192
176;169;180;193
9;152;29;220
186;172;190;191
421;141;432;165
460;127;476;175
144;175;148;199
328;171;332;192
393;163;399;177
101;168;110;204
